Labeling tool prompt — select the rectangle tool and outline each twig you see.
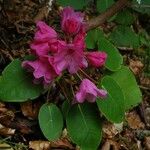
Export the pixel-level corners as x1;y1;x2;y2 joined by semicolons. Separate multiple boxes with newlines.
79;68;97;84
118;46;133;51
57;81;70;102
0;49;14;61
139;85;150;91
86;0;129;31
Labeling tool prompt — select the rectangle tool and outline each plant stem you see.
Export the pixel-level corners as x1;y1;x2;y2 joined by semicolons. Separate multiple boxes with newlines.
79;68;97;84
86;0;129;31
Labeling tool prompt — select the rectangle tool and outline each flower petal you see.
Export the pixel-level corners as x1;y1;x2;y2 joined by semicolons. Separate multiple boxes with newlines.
61;7;85;35
86;51;107;67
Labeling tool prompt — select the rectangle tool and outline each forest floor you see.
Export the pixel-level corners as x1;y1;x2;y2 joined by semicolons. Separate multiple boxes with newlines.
0;0;150;150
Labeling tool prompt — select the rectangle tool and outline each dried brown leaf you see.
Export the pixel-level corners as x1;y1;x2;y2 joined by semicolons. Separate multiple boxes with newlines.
101;140;120;150
145;136;150;150
129;59;144;75
0;124;15;136
0;102;7;113
103;122;120;138
126;111;145;129
140;76;150;88
21;101;41;120
0;104;15;127
51;139;74;149
33;6;49;22
29;141;51;150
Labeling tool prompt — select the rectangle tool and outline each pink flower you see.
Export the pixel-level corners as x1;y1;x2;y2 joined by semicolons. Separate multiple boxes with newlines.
48;40;66;53
54;33;87;74
61;7;85;35
22;56;59;85
34;21;57;42
30;21;57;56
86;52;107;67
75;79;107;103
30;41;50;56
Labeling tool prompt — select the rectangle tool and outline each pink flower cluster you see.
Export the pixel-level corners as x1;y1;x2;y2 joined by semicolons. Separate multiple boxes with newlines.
22;7;107;103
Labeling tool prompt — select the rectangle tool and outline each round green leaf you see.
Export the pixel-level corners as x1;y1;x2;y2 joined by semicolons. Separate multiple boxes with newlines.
0;59;43;102
97;76;125;123
110;66;142;110
66;103;102;150
57;0;90;9
98;37;123;71
86;29;123;72
115;10;135;25
97;0;115;13
39;103;63;140
61;100;71;119
109;26;140;48
86;29;104;49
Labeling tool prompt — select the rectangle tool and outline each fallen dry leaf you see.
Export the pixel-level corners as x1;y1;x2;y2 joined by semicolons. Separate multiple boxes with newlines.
0;104;15;127
144;107;150;128
21;101;42;120
145;136;150;150
129;59;144;75
140;76;150;88
33;6;49;22
137;140;142;150
51;139;74;149
29;141;51;150
103;121;120;138
29;139;74;150
0;102;7;113
101;140;120;150
126;111;145;129
0;123;15;136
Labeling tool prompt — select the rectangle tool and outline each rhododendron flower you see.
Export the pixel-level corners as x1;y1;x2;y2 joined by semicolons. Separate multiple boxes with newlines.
31;21;57;56
61;7;85;35
34;21;57;42
75;79;107;103
48;40;66;53
54;33;87;74
86;52;107;67
30;41;50;56
22;56;59;85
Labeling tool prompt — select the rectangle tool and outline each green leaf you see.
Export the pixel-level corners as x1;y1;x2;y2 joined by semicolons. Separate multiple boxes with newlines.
97;76;125;123
97;0;115;13
39;103;63;140
110;66;142;110
0;59;43;102
109;26;140;48
62;100;71;119
57;0;90;9
66;103;102;150
98;37;123;71
86;29;104;49
115;10;135;25
86;29;123;71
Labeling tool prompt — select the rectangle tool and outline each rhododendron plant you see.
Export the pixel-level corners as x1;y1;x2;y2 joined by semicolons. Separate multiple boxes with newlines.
22;19;107;89
0;4;142;150
22;9;107;91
